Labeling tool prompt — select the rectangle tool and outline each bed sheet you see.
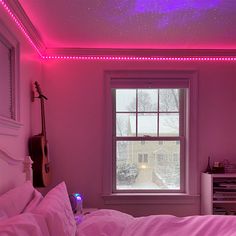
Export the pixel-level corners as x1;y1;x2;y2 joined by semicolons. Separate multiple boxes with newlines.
76;209;236;236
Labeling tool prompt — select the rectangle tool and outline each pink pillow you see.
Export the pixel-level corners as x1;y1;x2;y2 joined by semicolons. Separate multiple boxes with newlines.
33;182;76;236
0;181;35;218
23;189;43;212
0;213;50;236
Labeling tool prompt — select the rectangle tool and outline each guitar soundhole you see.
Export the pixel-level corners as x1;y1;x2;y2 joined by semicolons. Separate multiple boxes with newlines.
44;145;48;156
44;145;49;173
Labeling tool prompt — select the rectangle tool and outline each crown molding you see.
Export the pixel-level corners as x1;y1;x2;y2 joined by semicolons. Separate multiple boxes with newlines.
4;0;46;54
46;47;236;57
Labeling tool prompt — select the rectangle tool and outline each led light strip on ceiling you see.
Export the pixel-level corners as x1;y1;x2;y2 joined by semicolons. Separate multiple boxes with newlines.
0;0;43;57
43;55;236;61
1;0;236;62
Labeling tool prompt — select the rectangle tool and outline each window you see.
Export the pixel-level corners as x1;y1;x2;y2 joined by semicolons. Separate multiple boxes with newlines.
138;153;148;163
104;70;198;199
0;21;20;135
114;87;184;192
0;35;15;119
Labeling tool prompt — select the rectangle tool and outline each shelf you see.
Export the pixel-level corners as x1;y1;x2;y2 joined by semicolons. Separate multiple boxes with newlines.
213;200;236;203
203;173;236;178
201;173;236;215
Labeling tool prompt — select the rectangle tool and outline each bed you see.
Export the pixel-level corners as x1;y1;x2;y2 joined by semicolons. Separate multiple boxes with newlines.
1;148;236;236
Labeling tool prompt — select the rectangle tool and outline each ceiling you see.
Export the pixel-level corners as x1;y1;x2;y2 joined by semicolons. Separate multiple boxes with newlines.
16;0;236;51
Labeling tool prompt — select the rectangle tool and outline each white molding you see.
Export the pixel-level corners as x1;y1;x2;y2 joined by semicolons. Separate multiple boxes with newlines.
103;70;199;200
46;47;236;57
0;116;23;136
103;194;200;205
4;0;46;54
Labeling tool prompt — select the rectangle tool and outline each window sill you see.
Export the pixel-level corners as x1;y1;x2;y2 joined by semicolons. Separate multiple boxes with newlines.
102;193;200;205
0;116;23;136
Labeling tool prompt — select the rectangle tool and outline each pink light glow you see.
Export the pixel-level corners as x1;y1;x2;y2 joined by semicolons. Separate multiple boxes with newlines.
1;0;236;62
42;55;236;62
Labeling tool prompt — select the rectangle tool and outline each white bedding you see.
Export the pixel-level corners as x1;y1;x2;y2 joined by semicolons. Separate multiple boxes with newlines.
76;209;236;236
2;181;236;236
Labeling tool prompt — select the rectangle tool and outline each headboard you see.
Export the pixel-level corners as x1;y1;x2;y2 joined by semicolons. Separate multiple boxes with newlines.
0;147;32;195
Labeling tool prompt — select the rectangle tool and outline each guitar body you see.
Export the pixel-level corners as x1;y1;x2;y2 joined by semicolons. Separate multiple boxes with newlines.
29;134;51;187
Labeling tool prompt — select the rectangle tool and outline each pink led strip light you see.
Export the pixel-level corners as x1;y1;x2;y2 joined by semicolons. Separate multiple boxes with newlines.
0;0;43;57
43;55;236;61
1;0;236;62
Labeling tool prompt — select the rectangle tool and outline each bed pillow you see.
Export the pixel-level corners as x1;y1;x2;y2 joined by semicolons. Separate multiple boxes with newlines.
0;181;35;218
33;181;76;236
23;188;43;213
0;213;50;236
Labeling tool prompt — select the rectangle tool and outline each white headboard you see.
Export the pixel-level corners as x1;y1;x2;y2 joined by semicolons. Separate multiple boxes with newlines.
0;147;32;195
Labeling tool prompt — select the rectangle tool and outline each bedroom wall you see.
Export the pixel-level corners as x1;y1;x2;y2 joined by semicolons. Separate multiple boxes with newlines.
43;59;236;216
0;6;43;188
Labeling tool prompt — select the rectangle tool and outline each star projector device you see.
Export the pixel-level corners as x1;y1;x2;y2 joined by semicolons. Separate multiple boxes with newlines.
69;193;83;214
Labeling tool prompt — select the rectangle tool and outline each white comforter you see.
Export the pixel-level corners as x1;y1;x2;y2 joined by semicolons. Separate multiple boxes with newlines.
77;209;236;236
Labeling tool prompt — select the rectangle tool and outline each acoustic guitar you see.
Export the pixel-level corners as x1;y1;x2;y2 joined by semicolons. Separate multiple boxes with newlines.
29;81;51;187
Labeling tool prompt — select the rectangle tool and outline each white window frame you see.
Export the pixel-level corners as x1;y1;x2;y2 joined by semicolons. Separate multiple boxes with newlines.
103;70;198;204
113;87;185;193
0;21;21;136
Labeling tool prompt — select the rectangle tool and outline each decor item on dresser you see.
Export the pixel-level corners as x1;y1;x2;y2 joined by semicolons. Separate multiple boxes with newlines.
223;159;236;173
69;193;83;214
212;162;225;173
29;81;51;187
204;156;212;173
204;156;225;174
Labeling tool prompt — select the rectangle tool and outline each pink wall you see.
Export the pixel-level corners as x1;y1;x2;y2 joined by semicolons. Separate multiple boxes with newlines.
43;60;236;216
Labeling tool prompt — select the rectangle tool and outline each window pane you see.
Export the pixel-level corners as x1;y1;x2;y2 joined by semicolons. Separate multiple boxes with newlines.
116;89;136;112
116;141;180;190
159;89;179;112
116;113;136;136
138;113;157;136
0;39;13;119
138;89;157;112
159;113;179;136
117;141;129;162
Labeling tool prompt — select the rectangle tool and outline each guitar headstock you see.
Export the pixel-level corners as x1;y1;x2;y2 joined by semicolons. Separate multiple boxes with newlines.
34;81;48;100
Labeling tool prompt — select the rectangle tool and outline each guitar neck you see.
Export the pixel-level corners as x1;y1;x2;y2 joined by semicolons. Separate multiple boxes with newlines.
40;98;47;140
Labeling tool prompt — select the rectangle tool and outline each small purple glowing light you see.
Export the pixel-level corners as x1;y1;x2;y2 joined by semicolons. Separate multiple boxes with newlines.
74;193;82;201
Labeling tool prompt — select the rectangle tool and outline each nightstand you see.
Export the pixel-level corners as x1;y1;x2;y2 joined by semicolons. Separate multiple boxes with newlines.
82;208;98;215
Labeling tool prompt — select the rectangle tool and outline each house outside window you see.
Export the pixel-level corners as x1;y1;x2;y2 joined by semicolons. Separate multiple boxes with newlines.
138;153;148;163
104;70;198;200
